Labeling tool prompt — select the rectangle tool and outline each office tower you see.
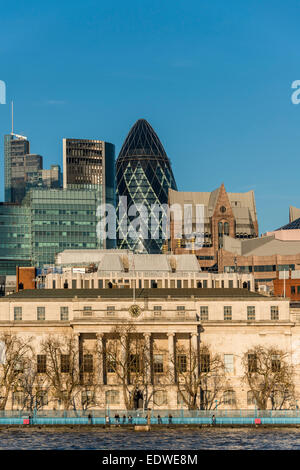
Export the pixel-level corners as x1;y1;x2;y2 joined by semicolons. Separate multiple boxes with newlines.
116;119;177;253
4;133;30;203
41;165;62;189
24;154;43;189
63;138;115;205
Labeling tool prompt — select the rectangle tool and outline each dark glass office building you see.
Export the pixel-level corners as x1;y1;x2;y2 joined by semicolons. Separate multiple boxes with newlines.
116;119;177;253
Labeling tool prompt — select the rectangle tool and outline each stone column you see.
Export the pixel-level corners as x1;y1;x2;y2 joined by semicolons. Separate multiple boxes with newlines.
168;333;175;383
143;333;152;385
191;332;199;378
96;333;104;385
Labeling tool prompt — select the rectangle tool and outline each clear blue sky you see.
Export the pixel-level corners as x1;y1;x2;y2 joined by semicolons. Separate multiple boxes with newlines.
0;0;299;234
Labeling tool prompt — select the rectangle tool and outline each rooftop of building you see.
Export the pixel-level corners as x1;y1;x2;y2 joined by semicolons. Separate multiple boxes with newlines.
223;234;300;256
3;288;273;301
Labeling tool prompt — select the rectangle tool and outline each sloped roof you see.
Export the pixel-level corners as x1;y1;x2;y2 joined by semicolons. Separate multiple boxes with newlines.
276;217;300;231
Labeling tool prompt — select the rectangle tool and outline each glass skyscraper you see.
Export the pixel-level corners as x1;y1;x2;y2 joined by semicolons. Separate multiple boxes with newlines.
116;119;177;253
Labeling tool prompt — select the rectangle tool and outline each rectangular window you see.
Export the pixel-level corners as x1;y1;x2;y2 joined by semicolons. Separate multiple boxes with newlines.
105;390;119;405
83;354;93;373
37;355;46;373
98;279;103;288
13;391;24;407
248;354;257;373
83;306;92;316
247;306;255;321
36;390;48;407
297;286;300;294
60;306;69;321
106;306;115;316
271;306;279;321
271;354;281;372
177;306;185;316
153;306;162;316
200;306;208;321
291;286;296;294
82;390;94;406
224;306;232;321
228;280;233;288
200;354;210;372
224;354;234;373
107;354;116;373
177;354;187;373
153;354;164;373
14;306;22;321
37;306;45;321
72;279;77;289
129;354;140;373
203;280;208;288
61;354;70;373
223;390;236;405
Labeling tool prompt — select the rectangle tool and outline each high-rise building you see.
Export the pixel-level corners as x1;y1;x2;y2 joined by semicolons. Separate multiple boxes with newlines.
4;133;30;203
63;138;115;206
116;119;177;253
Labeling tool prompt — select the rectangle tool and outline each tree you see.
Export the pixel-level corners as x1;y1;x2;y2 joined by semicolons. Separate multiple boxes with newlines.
173;343;226;410
105;323;152;410
0;332;33;410
241;345;295;410
40;334;82;410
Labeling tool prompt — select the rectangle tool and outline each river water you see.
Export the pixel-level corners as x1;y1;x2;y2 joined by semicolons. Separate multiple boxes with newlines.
0;428;300;449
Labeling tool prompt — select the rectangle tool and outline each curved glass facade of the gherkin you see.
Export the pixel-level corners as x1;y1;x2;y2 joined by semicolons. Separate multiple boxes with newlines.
116;119;177;253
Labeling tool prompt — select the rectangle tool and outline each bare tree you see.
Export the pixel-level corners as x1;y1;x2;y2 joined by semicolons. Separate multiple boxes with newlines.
173;343;226;410
105;323;152;410
0;332;33;410
241;345;295;410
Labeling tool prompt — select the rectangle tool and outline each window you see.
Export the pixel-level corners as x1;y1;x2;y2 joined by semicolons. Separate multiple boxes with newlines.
12;391;24;407
106;306;115;316
153;390;168;406
224;354;234;373
200;306;208;321
271;354;281;372
247;306;255;321
81;390;94;406
247;390;256;405
98;279;103;288
291;286;296;294
37;307;45;321
153;354;164;373
248;354;257;373
36;390;48;407
224;306;232;321
105;390;120;405
177;354;187;373
223;390;236;405
83;306;92;316
177;306;185;316
83;354;93;373
61;354;70;373
271;306;279;320
200;354;210;372
129;354;140;373
229;280;233;288
177;390;189;405
154;306;162;316
14;307;22;321
203;280;208;288
60;306;69;321
107;354;116;373
37;355;46;373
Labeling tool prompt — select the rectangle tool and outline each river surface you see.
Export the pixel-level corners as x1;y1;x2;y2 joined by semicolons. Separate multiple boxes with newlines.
0;428;300;449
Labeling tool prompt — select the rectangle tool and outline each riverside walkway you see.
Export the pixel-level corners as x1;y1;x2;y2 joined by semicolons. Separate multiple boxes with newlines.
1;410;300;426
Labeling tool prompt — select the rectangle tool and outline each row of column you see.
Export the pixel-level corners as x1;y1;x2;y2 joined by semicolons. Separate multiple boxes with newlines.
87;332;199;385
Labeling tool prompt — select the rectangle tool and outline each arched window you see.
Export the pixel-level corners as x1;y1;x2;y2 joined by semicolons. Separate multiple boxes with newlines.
224;222;229;236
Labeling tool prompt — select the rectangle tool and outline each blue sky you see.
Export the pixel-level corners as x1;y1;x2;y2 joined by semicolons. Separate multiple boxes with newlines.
0;0;299;234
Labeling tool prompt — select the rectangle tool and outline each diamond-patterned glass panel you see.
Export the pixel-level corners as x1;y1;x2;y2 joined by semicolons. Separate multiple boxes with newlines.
116;119;177;253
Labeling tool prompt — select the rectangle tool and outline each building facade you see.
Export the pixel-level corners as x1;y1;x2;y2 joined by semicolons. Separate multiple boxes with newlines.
4;134;30;203
168;184;258;271
0;288;298;411
63;138;115;207
116;119;177;254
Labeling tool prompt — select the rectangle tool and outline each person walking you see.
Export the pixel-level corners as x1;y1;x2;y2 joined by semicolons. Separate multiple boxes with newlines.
122;415;126;425
157;415;162;425
168;414;173;425
212;414;216;426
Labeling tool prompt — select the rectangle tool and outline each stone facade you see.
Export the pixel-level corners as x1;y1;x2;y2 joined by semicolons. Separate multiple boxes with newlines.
0;288;299;411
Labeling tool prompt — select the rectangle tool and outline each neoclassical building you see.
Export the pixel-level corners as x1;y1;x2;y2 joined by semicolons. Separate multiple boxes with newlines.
0;287;299;411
